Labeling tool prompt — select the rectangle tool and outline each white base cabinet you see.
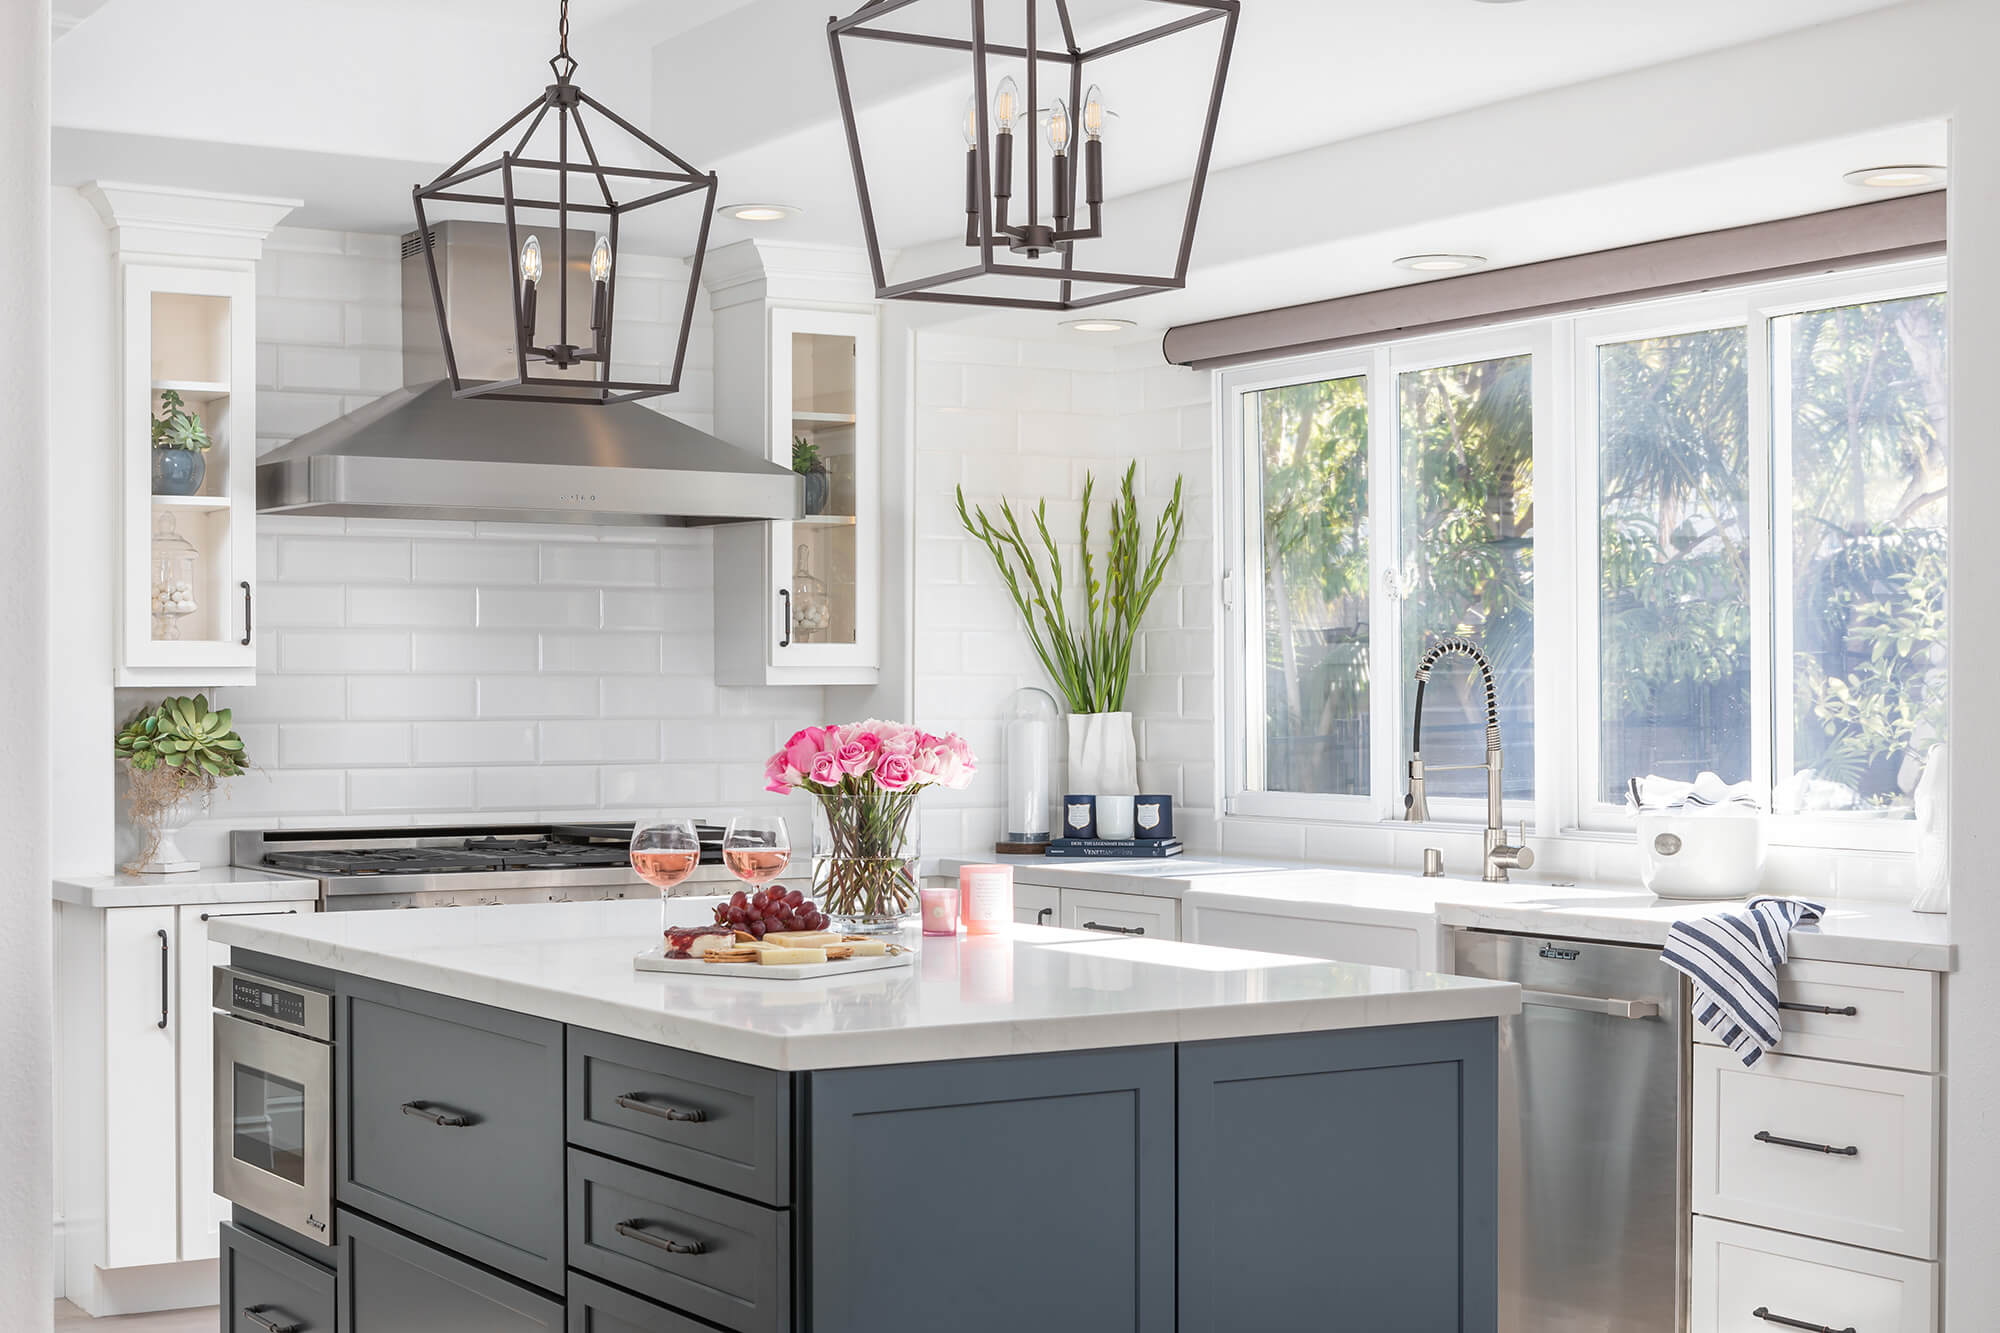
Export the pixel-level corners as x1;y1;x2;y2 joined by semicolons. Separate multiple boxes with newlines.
57;894;314;1315
1007;880;1182;940
1692;1216;1936;1333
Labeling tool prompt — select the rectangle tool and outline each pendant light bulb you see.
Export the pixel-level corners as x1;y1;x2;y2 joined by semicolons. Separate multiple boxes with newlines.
590;233;613;283
962;94;980;148
1046;98;1072;154
992;75;1020;129
519;233;544;286
1082;84;1108;140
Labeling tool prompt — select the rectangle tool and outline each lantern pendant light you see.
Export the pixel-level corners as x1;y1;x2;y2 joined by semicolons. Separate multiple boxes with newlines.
827;0;1239;311
412;0;718;405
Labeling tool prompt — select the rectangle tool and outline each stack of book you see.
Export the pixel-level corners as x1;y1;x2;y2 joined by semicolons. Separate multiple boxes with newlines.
1045;837;1184;859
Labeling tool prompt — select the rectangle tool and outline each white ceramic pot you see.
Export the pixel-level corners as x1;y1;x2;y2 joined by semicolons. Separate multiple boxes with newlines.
137;789;207;874
1636;810;1765;900
1068;711;1138;797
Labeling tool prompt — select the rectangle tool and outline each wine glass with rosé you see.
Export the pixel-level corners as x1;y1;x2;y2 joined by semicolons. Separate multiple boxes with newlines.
721;814;791;889
630;817;702;895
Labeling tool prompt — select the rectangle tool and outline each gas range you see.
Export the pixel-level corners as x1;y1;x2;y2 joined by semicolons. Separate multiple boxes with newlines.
233;822;801;911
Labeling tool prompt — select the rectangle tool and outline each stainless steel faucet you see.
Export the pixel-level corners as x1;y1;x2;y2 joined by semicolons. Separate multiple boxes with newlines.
1404;635;1533;882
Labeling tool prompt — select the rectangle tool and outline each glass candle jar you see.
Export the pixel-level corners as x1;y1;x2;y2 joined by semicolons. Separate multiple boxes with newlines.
1002;687;1058;846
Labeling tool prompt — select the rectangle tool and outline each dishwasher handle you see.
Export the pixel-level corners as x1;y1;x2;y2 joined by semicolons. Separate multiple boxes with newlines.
1520;989;1661;1021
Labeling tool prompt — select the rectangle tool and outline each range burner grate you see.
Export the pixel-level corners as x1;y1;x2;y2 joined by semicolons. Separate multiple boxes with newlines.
461;837;636;870
262;848;507;876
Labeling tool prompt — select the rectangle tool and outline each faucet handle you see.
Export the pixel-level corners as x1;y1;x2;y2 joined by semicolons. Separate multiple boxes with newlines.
1510;822;1534;871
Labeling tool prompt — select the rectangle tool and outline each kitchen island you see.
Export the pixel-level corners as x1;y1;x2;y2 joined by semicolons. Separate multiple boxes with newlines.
212;898;1518;1333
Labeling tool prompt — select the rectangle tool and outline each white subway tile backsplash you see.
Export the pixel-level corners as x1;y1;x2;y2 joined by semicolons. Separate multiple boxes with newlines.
279;722;413;767
348;767;477;813
477;675;600;719
347;586;478;627
474;765;602;812
476;587;601;628
602;675;718;719
540;543;660;586
348;675;478;720
412;721;537;765
539;720;660;764
601;763;723;808
219;769;350;817
279;631;411;673
259;584;345;628
280;537;411;583
542;632;660;674
411;631;539;674
414;540;539;584
237;674;347;721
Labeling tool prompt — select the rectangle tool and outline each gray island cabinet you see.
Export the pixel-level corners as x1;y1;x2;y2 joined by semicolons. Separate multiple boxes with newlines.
211;900;1515;1333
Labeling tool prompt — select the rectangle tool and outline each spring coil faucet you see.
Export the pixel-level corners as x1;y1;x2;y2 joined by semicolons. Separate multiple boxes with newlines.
1405;636;1533;882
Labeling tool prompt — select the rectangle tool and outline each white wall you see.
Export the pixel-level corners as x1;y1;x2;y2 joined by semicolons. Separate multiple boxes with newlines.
3;2;55;1327
909;330;1215;854
125;224;821;865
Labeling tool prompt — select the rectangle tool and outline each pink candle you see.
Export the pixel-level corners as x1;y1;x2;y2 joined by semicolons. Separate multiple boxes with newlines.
920;884;960;936
959;864;1013;935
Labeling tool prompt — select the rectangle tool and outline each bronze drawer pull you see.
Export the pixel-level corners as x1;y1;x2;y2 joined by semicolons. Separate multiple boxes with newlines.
1081;921;1145;936
1755;1130;1858;1157
401;1101;471;1128
1753;1306;1855;1333
616;1093;707;1123
615;1220;706;1256
243;1307;301;1333
1778;1001;1859;1017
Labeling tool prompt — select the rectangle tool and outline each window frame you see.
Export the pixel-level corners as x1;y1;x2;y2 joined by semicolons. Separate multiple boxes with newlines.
1218;258;1948;852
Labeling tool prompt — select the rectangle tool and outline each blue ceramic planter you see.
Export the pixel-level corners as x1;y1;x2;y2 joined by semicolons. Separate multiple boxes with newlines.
152;448;206;496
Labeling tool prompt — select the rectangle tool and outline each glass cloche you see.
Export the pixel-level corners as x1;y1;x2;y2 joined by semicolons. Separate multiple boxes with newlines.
150;510;199;641
1000;686;1059;849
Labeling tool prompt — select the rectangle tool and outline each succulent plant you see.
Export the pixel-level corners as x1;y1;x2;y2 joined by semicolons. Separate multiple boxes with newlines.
151;389;213;452
791;434;822;475
116;694;248;778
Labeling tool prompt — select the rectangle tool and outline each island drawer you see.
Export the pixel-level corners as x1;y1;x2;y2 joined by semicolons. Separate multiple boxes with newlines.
339;979;565;1292
567;1027;791;1205
222;1222;334;1333
568;1271;721;1333
1689;1216;1936;1332
1693;1044;1938;1259
1690;958;1938;1072
338;1208;564;1333
568;1147;790;1333
1061;887;1180;940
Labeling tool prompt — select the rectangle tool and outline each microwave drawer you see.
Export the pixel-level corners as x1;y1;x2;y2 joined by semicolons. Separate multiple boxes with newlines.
1690;1215;1937;1332
221;1222;334;1333
1691;958;1939;1072
339;980;565;1292
1693;1045;1938;1259
568;1027;791;1206
567;1147;790;1333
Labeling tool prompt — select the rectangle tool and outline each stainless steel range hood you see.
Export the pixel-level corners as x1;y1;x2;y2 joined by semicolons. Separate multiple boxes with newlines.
256;221;800;526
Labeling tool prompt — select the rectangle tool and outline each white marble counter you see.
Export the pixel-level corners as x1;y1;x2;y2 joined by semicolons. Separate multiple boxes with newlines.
212;898;1520;1072
53;866;317;909
935;853;1324;899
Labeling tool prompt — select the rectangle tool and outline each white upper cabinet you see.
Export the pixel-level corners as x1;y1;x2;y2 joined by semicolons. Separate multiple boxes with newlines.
708;241;882;686
84;183;294;688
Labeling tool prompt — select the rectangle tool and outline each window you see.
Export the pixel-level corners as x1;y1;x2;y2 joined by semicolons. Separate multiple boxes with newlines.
1222;262;1946;847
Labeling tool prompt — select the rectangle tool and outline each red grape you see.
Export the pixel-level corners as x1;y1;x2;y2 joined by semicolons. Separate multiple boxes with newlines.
730;890;748;909
748;921;767;939
786;889;805;908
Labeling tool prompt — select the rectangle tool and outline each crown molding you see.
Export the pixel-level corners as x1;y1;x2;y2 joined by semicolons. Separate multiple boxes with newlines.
701;238;882;311
80;181;300;265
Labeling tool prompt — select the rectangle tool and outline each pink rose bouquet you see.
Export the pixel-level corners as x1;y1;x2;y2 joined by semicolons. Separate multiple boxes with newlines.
764;721;975;929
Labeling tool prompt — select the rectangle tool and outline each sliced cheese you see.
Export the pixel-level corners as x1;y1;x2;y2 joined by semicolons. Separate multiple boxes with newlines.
762;931;844;949
757;947;829;966
838;938;891;956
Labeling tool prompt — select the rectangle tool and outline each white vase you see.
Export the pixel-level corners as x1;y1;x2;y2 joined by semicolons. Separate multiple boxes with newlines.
1067;711;1138;797
137;789;207;874
1911;744;1948;913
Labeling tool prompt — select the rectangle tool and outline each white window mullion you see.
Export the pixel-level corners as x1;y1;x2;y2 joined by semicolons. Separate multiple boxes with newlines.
1532;318;1576;835
1367;344;1402;819
1756;311;1787;809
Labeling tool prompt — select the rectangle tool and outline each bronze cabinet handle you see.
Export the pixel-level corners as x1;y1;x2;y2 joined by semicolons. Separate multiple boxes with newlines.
243;1307;301;1333
615;1220;705;1256
1755;1130;1858;1157
615;1093;706;1123
1081;921;1144;936
1752;1306;1855;1333
401;1101;471;1128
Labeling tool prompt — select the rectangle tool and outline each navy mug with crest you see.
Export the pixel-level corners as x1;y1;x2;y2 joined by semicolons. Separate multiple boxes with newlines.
1134;794;1174;841
1061;794;1097;840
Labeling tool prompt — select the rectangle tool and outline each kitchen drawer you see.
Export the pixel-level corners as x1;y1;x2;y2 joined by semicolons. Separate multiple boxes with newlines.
1690;1216;1936;1333
1693;1044;1937;1259
339;980;565;1291
1060;887;1180;941
568;1026;791;1205
567;1147;790;1333
1015;881;1061;927
338;1208;563;1333
222;1221;334;1333
1692;958;1938;1072
569;1271;719;1333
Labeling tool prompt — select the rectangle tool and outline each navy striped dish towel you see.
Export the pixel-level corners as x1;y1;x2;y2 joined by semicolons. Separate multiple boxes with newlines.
1662;896;1825;1067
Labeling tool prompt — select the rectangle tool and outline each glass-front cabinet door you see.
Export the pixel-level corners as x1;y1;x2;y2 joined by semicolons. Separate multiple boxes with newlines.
767;307;879;678
119;263;259;684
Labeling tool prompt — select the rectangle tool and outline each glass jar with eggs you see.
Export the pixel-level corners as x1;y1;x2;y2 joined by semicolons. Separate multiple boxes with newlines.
149;510;200;640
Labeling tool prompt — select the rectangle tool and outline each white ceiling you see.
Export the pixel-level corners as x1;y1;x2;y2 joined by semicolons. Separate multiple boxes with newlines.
51;0;1935;334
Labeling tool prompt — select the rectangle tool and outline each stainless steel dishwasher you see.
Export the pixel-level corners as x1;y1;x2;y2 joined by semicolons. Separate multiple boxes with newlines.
1454;929;1688;1333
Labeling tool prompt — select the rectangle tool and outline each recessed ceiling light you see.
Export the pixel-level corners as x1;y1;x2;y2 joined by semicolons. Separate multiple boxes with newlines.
719;203;802;222
1062;317;1137;333
1842;165;1946;190
1394;254;1489;273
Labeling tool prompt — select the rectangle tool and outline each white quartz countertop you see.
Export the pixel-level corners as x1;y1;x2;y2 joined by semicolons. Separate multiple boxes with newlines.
211;898;1521;1072
53;866;318;909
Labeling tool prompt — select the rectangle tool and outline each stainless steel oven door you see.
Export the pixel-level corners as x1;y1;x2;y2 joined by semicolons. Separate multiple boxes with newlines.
213;1010;333;1243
